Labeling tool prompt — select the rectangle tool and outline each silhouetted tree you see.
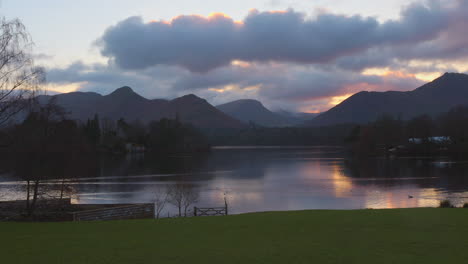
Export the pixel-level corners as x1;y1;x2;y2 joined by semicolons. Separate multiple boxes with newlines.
438;106;468;156
100;118;125;152
10;99;94;215
147;118;209;153
407;115;434;140
83;114;101;146
0;17;44;126
374;114;405;150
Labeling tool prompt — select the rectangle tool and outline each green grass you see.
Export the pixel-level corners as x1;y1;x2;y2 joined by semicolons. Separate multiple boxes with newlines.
1;208;468;264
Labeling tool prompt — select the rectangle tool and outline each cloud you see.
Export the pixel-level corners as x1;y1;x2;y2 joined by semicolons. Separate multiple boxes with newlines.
46;62;182;97
46;1;467;113
33;53;54;61
96;0;466;73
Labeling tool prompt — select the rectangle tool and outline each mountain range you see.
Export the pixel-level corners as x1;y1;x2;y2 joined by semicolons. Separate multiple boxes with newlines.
37;72;468;129
309;73;468;126
38;87;244;129
38;87;315;129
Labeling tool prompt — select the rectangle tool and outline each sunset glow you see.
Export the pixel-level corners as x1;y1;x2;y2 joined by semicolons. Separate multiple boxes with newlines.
329;93;354;106
231;60;251;68
44;82;86;94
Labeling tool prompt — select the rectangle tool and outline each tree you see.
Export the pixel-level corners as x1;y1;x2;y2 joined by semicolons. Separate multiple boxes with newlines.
100;117;125;152
0;17;44;126
84;114;101;146
181;184;199;217
406;115;434;140
11;99;66;215
147;118;209;153
374;114;405;149
153;186;168;219
167;183;199;217
10;99;95;216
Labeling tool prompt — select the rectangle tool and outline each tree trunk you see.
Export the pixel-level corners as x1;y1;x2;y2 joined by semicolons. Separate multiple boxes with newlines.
26;180;30;213
28;179;40;216
60;178;65;200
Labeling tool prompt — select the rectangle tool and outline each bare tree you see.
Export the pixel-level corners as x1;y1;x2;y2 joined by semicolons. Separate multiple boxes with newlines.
168;183;199;217
15;99;66;215
153;186;168;219
181;185;199;217
0;17;44;126
167;184;184;217
10;99;94;216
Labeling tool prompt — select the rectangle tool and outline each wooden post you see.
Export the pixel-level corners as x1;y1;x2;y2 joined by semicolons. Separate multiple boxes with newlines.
224;195;228;216
194;206;197;216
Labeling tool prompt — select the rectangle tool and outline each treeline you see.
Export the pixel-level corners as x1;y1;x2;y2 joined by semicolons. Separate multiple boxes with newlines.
82;114;210;154
346;105;468;157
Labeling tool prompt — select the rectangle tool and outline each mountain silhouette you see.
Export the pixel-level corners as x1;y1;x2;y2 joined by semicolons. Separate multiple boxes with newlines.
216;99;295;127
309;73;468;126
38;87;244;129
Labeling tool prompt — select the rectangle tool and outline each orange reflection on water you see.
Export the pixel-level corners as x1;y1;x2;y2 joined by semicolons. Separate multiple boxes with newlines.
331;164;353;198
364;188;440;209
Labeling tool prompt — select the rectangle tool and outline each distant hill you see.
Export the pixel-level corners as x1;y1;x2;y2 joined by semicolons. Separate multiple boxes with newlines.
308;73;468;126
216;99;296;127
275;110;319;123
38;87;244;129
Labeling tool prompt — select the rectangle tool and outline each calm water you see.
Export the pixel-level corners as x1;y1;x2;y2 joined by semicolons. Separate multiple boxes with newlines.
2;146;468;214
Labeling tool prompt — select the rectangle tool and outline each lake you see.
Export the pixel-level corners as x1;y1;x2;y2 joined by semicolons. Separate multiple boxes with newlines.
2;146;468;215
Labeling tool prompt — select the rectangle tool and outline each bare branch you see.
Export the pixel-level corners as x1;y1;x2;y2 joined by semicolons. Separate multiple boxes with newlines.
0;17;44;126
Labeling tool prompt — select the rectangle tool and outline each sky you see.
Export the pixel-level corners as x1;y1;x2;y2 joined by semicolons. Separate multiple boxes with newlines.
2;0;468;113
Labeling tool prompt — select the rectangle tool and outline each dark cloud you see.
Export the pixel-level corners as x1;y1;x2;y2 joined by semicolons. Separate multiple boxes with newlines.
97;0;465;72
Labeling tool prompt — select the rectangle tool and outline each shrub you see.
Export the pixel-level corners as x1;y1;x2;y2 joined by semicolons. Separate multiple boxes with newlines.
463;203;468;208
439;200;454;208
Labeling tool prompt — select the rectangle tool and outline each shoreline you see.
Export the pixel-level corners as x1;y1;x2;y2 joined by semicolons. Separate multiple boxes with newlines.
0;197;461;222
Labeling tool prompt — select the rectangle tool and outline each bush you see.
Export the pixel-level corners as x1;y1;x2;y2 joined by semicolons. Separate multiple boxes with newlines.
463;203;468;208
439;200;454;208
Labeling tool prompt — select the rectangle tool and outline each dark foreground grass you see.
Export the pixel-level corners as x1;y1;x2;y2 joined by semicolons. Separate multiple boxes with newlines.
1;208;468;264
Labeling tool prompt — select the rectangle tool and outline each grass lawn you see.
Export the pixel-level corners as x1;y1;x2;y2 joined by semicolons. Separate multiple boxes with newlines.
1;208;468;264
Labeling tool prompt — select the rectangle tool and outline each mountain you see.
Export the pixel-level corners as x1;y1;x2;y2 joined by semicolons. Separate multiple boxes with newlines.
309;73;468;126
158;94;244;128
216;99;295;127
39;87;244;129
275;110;320;122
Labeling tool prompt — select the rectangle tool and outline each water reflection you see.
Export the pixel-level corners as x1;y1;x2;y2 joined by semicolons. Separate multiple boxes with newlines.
1;146;468;214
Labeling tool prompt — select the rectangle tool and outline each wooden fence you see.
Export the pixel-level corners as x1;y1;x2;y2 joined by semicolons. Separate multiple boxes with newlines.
72;204;154;221
193;206;228;216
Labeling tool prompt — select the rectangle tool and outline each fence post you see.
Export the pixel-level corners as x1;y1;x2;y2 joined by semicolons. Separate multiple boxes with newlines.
224;196;228;216
194;206;197;216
